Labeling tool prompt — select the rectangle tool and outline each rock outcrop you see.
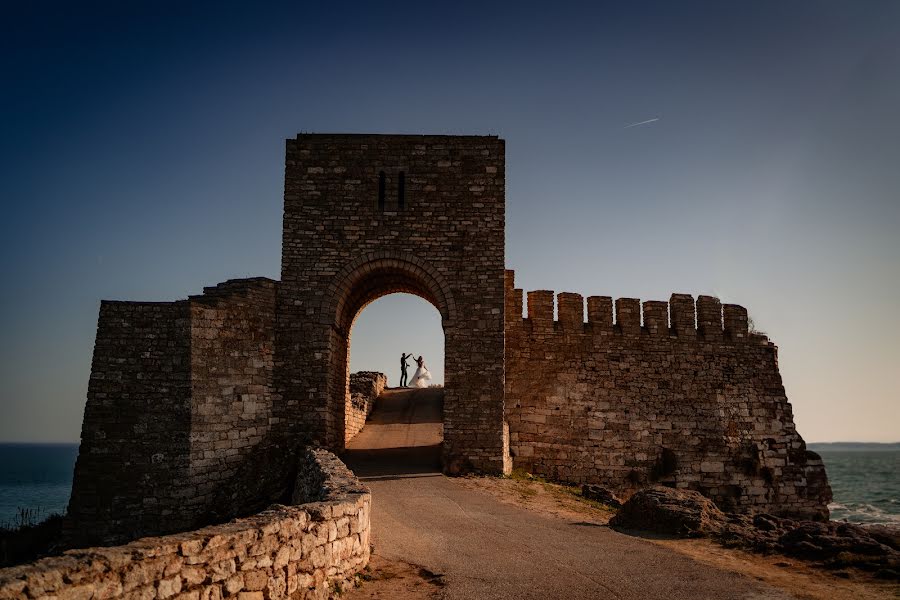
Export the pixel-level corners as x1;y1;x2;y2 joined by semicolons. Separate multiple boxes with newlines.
611;486;900;579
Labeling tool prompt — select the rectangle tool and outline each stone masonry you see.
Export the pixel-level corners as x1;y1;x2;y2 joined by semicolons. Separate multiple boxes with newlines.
63;133;830;548
504;271;832;520
276;134;508;476
66;279;292;547
1;448;370;600
66;300;192;545
345;372;387;445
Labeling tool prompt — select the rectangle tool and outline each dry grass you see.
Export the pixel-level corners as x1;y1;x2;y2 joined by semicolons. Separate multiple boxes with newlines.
345;554;443;599
457;470;616;525
455;474;899;600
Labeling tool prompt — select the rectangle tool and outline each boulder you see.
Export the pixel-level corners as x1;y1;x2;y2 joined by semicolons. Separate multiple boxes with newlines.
609;486;726;537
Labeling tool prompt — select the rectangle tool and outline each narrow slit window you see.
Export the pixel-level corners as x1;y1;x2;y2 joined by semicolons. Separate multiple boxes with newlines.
378;171;386;210
398;171;406;209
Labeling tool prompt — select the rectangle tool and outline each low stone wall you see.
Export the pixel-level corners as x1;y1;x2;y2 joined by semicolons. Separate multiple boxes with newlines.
344;372;386;444
0;449;370;600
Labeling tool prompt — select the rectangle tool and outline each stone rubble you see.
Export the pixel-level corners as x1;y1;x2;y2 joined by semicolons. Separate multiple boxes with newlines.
345;373;386;445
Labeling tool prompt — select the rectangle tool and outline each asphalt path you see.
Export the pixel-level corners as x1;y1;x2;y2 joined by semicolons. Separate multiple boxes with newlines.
343;387;794;600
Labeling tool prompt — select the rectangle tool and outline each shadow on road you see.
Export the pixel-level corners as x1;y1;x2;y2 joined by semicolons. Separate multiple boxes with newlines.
343;444;442;478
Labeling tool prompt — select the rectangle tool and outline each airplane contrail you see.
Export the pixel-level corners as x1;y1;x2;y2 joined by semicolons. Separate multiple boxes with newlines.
623;117;660;129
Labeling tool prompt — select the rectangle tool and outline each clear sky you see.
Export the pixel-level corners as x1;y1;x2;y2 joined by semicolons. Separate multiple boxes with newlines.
1;1;898;443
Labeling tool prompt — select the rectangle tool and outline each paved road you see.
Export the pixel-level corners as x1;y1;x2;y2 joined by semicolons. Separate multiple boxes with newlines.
343;388;793;600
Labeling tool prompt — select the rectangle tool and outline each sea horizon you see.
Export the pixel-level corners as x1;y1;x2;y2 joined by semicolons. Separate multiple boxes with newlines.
1;441;898;528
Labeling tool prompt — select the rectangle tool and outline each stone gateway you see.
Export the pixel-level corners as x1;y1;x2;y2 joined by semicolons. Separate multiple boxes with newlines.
65;134;831;546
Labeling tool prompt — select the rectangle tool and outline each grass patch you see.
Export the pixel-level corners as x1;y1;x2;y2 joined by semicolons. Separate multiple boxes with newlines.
0;508;65;567
503;470;617;512
551;484;616;512
505;468;547;483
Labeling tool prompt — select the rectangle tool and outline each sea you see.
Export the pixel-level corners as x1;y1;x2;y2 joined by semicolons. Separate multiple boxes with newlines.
0;444;78;528
808;442;900;526
0;442;898;528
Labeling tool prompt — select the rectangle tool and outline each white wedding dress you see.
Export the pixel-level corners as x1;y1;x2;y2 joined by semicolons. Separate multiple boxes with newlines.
409;363;432;388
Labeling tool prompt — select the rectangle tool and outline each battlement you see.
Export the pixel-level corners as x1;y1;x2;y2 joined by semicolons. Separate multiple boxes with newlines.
293;133;501;142
505;270;755;343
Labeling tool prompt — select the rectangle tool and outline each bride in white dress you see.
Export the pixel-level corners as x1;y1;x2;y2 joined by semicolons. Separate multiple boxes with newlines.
408;355;432;388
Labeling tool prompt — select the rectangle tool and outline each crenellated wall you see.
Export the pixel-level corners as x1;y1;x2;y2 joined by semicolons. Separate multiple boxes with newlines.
504;270;832;519
66;278;291;547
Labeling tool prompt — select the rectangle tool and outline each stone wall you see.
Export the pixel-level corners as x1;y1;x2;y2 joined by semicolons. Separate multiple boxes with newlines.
345;372;386;444
187;279;286;524
67;279;287;547
277;134;509;475
66;301;193;545
504;271;832;519
1;449;370;600
65;133;833;551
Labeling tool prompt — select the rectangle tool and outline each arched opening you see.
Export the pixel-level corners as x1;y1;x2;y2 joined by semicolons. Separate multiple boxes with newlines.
321;255;456;468
343;294;444;476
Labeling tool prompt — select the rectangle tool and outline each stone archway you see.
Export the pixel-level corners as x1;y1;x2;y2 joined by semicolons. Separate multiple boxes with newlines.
327;251;457;335
324;252;453;454
276;134;510;475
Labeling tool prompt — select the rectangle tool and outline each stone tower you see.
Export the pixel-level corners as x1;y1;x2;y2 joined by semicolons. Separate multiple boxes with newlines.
276;134;510;475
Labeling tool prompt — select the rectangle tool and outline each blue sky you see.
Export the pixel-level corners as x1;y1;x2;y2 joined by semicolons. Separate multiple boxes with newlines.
1;1;898;443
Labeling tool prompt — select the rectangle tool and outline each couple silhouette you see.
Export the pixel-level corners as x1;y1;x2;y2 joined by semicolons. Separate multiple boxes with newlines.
400;352;431;388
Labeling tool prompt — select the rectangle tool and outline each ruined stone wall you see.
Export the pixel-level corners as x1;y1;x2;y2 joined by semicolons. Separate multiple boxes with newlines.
345;372;386;444
67;279;288;546
278;134;508;475
2;449;370;600
66;301;193;546
504;271;832;519
187;278;286;523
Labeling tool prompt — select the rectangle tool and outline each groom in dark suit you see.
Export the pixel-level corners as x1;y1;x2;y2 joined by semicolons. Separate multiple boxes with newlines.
400;352;414;387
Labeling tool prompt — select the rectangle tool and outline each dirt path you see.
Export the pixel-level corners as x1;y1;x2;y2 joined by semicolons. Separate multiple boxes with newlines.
342;388;796;599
